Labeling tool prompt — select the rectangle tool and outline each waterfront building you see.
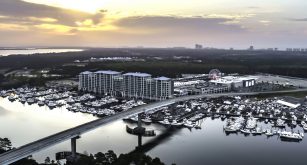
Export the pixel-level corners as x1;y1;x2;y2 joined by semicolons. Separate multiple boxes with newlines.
122;72;152;99
209;76;257;90
78;71;95;92
94;70;121;95
78;71;173;100
201;85;230;94
154;77;174;100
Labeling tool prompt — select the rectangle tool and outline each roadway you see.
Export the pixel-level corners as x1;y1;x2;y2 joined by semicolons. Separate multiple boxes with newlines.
1;89;307;164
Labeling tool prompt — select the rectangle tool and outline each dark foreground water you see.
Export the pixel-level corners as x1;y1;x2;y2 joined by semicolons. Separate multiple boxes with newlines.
0;97;307;165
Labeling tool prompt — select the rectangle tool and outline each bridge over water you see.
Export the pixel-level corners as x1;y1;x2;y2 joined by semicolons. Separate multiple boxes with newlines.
1;89;306;164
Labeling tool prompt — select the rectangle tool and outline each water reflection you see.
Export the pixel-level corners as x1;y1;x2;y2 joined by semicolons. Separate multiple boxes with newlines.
133;127;181;154
1;97;307;165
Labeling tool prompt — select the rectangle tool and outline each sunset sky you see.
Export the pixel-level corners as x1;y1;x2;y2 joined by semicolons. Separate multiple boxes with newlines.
0;0;306;49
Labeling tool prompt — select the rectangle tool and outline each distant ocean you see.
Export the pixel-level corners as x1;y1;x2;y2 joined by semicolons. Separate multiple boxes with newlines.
0;49;83;56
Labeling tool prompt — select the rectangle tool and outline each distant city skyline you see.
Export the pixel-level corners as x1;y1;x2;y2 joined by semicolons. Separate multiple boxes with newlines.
0;0;307;48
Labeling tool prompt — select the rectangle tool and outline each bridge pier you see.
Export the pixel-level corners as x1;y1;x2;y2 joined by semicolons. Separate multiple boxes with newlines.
138;135;142;148
137;113;143;148
71;136;80;159
126;113;156;150
138;113;142;128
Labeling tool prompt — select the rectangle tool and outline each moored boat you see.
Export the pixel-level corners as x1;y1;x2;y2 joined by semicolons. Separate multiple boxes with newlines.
251;127;262;135
38;100;45;106
240;129;251;134
47;101;57;108
279;131;303;141
171;120;183;126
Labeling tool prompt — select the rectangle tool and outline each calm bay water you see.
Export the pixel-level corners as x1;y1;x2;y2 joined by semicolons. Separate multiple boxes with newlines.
0;49;83;56
0;97;307;165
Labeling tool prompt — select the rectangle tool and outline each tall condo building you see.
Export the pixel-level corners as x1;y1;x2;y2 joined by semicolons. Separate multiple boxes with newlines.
122;72;152;99
94;70;121;95
78;71;95;92
78;70;173;100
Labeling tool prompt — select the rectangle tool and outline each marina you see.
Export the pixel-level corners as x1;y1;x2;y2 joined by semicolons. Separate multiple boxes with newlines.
2;87;307;142
122;95;307;142
1;92;307;164
0;87;146;117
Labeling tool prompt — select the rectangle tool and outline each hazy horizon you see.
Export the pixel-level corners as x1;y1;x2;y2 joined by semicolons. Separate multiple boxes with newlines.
0;0;307;48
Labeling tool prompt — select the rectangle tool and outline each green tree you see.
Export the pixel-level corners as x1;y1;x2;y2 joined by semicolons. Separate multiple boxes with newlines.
94;152;107;163
152;157;164;165
0;137;12;151
45;156;51;164
106;150;117;163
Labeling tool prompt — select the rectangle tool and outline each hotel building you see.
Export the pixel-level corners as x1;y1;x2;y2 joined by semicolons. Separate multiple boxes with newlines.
78;70;173;100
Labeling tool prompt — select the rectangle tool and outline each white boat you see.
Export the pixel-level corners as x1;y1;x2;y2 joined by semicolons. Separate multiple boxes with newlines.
84;102;92;106
70;106;78;112
224;126;238;133
276;118;285;127
245;117;257;129
240;129;251;134
74;98;81;102
251;127;262;135
171;120;183;126
8;95;17;101
0;91;6;97
20;97;26;103
92;102;102;108
26;98;35;104
37;100;45;106
184;121;195;128
194;125;201;129
265;129;274;136
123;115;132;121
130;116;139;122
47;101;57;108
66;97;75;104
56;101;65;107
213;114;220;118
159;119;171;125
24;93;33;98
142;117;152;124
279;131;303;140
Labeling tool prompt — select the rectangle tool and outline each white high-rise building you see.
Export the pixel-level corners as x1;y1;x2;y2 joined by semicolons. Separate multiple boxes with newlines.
78;71;95;92
122;72;152;99
78;70;173;100
154;77;173;100
94;70;121;95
